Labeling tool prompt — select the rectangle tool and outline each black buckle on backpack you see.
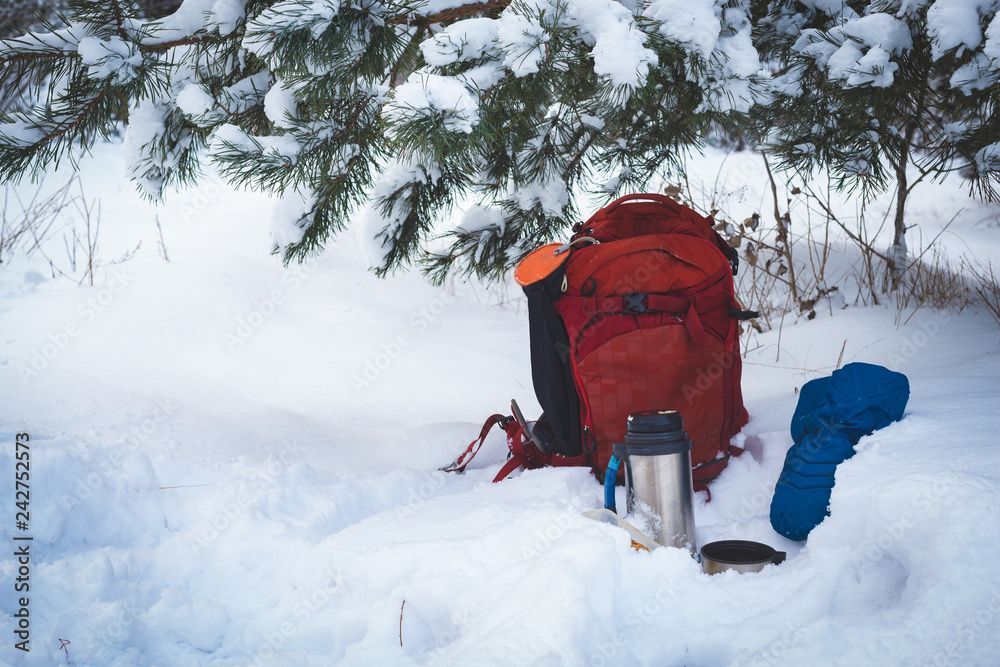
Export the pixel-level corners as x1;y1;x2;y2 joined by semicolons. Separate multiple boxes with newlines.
624;293;648;314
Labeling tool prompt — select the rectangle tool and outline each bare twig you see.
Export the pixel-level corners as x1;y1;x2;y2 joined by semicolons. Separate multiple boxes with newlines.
399;600;406;647
154;214;170;262
762;151;799;303
966;259;1000;326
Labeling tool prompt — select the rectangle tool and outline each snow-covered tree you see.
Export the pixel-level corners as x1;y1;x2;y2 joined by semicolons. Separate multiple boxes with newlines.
3;1;996;283
0;0;765;278
755;0;1000;284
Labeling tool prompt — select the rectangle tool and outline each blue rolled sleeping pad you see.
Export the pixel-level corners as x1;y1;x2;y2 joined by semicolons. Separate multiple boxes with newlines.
770;362;910;541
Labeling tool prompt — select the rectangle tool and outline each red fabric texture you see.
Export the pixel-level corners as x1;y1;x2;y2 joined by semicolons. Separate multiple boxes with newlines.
560;194;749;481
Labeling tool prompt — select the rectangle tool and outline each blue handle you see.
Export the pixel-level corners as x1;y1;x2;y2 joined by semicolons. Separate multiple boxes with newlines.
604;454;621;513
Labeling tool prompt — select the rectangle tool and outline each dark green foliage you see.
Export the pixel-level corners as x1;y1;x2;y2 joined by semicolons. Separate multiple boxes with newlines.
754;0;998;202
1;0;996;284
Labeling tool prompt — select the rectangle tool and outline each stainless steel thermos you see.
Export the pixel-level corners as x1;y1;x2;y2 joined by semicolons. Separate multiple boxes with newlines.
604;410;697;552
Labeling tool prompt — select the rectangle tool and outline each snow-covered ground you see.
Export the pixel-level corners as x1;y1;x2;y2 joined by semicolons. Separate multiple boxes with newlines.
1;145;999;666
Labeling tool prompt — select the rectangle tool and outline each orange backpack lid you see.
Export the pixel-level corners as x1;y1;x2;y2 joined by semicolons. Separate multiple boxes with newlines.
514;243;568;286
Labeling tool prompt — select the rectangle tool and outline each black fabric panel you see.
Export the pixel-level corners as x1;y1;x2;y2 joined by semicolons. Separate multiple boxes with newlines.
522;268;582;457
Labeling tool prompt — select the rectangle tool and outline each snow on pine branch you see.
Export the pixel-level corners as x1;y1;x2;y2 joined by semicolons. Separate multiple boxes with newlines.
365;159;444;270
488;0;658;89
645;0;720;59
1;0;997;277
0;26;84;57
242;0;342;59
926;0;996;60
141;0;247;46
409;0;762;119
794;13;913;88
211;123;302;165
778;2;1000;94
421;17;499;66
271;189;317;247
976;142;1000;174
408;0;661;95
77;36;143;82
553;0;656;89
209;120;364;193
508;173;570;218
456;205;509;266
385;74;481;133
425;188;569;280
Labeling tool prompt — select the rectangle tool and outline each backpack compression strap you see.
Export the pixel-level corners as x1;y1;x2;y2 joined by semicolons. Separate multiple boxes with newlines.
492;423;591;482
443;413;590;481
557;293;710;346
440;414;511;473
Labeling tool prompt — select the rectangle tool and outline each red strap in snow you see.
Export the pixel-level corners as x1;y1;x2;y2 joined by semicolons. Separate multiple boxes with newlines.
491;420;591;482
694;480;712;502
493;453;529;483
443;412;592;482
691;443;745;501
440;413;509;473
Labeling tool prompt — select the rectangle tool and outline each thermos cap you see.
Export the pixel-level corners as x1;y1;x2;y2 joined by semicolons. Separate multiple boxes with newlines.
626;410;684;434
618;410;691;454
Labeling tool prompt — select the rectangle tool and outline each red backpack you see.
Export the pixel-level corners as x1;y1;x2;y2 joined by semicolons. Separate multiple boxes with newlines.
445;194;753;491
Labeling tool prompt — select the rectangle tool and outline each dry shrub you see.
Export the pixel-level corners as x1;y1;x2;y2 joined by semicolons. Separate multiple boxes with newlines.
964;259;1000;327
1;175;140;284
891;248;976;324
665;152;1000;344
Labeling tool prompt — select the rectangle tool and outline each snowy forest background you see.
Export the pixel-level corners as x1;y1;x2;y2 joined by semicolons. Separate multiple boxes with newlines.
1;0;998;294
1;1;999;666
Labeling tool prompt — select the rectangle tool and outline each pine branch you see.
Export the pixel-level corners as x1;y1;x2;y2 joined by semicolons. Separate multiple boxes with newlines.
2;0;993;282
0;88;116;181
141;32;232;52
388;0;511;26
108;0;131;42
